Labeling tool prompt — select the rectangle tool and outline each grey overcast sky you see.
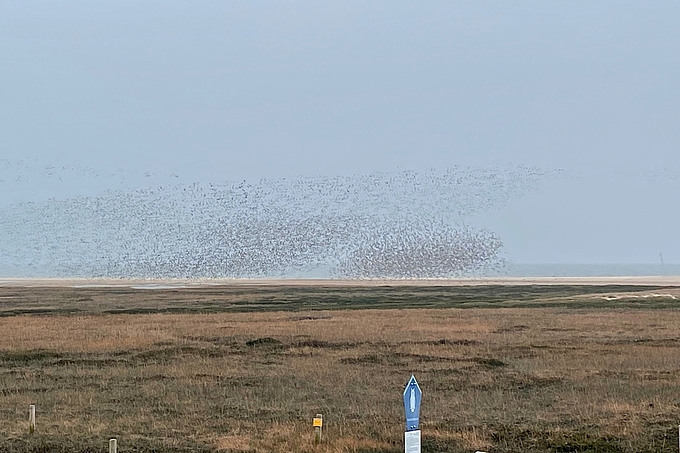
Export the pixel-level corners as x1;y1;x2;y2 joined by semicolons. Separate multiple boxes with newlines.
1;1;679;264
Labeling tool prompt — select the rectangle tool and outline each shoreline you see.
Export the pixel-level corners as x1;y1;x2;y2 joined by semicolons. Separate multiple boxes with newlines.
1;276;680;287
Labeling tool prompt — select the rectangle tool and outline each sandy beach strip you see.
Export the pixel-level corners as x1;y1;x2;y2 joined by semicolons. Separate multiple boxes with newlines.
0;276;679;288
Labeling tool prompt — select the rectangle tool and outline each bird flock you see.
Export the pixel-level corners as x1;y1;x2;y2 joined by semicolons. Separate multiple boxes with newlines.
0;167;546;279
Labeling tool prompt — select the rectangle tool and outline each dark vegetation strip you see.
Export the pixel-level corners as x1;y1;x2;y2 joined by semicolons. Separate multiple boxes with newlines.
1;425;675;453
0;285;676;317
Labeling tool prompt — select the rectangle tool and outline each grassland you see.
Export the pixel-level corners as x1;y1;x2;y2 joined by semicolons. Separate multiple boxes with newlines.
0;283;679;452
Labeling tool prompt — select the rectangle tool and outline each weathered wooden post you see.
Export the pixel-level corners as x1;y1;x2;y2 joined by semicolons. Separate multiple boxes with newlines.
29;405;36;435
313;414;323;444
109;438;118;453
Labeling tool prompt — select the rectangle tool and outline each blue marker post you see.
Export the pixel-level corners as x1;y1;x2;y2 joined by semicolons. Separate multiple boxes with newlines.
403;375;422;453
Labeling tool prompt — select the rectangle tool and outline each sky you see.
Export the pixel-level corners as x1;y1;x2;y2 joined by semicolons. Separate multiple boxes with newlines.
1;1;679;266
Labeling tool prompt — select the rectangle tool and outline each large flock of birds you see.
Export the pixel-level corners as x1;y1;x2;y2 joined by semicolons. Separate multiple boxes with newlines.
0;167;547;278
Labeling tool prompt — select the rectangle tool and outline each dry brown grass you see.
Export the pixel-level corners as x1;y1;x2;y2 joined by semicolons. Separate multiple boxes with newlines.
0;286;679;452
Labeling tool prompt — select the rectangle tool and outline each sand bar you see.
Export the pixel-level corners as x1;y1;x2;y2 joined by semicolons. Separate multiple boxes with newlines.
1;276;679;288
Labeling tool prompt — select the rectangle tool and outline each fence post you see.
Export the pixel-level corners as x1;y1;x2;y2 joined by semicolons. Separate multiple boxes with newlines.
109;438;118;453
29;405;35;435
313;414;323;444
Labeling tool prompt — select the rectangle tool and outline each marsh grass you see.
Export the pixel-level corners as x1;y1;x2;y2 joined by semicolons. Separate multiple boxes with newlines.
1;284;677;317
0;286;679;452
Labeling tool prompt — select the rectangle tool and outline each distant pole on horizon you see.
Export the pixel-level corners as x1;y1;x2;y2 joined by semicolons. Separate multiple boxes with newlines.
660;252;664;267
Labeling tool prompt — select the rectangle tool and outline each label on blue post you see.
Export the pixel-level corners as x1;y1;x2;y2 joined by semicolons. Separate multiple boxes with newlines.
404;429;421;453
403;375;422;431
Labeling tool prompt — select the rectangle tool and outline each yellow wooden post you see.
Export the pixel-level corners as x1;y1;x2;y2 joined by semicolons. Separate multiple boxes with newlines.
313;414;323;444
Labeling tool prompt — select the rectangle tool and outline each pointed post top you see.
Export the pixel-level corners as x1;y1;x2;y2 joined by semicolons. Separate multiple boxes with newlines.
403;375;422;431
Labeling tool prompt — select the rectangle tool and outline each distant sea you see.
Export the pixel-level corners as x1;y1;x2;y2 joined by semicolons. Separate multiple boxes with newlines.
501;263;680;278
